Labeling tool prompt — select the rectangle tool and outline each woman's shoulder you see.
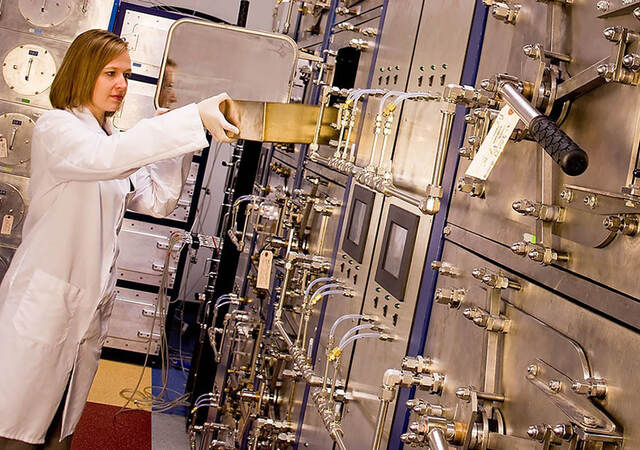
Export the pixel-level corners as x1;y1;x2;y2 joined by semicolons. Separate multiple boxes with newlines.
36;108;75;126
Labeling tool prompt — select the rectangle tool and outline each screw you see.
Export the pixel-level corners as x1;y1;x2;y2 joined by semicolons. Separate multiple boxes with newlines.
559;188;573;203
548;380;562;393
527;424;546;440
527;364;539;377
596;0;610;12
584;194;598;209
455;386;472;402
633;168;640;178
583;415;597;427
596;64;610;76
443;226;451;236
603;26;619;42
553;423;574;440
603;215;621;232
511;241;529;256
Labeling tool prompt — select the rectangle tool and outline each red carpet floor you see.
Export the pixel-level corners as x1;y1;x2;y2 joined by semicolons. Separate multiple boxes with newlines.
71;402;151;450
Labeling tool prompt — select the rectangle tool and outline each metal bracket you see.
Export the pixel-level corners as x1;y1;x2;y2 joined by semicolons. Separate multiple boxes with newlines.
525;359;622;440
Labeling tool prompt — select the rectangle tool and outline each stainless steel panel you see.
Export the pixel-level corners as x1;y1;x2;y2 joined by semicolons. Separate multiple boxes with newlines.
414;239;640;447
157;19;298;108
117;219;181;288
0;0;112;43
104;287;161;355
328;15;381;90
298;182;385;450
354;0;425;168
119;9;176;79
447;1;640;299
166;161;199;223
0;30;68;109
341;195;433;449
392;0;475;194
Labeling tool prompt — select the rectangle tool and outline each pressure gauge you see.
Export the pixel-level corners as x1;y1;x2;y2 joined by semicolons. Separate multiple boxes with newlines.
18;0;74;28
2;45;57;96
0;183;26;237
0;113;34;168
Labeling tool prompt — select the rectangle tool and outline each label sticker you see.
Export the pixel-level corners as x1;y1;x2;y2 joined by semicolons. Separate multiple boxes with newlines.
465;105;520;180
523;233;536;244
1;215;14;235
0;136;7;158
257;250;274;290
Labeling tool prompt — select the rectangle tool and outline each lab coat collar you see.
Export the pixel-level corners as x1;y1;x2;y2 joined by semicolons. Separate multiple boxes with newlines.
68;106;114;136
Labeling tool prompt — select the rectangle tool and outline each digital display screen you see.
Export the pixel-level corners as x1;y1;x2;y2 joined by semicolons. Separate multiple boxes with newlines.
28;50;39;56
347;199;367;244
12;120;22;126
383;222;408;278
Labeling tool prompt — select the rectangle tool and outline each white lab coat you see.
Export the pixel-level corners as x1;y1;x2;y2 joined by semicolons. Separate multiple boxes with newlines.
0;104;208;444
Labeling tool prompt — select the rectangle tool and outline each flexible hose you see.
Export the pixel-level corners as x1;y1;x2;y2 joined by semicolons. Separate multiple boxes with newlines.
338;332;380;350
329;314;364;338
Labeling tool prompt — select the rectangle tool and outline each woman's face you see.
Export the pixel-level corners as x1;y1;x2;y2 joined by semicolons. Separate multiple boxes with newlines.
89;51;132;120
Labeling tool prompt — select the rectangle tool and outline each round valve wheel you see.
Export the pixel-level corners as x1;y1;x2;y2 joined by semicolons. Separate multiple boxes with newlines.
0;113;34;168
0;183;26;237
18;0;74;28
3;45;57;96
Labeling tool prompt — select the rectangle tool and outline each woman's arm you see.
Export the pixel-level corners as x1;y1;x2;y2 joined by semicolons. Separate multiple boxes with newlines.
34;104;208;182
127;154;194;218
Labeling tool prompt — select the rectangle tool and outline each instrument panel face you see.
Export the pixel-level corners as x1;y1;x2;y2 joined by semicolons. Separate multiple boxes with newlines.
0;0;113;43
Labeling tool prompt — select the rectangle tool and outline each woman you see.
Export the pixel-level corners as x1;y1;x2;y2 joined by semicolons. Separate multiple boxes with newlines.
0;29;239;449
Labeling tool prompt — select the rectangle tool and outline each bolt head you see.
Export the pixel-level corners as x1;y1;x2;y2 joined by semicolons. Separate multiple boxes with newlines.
548;379;562;393
455;386;472;401
596;0;610;12
634;7;640;20
559;188;573;202
623;54;635;68
527;425;540;439
603;26;617;41
526;364;539;377
596;64;609;75
583;415;597;427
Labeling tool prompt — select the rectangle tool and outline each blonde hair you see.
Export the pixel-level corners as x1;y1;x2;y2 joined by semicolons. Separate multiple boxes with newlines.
50;29;128;110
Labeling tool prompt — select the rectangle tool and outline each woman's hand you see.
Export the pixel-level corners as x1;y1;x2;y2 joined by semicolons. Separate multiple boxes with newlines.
197;93;240;142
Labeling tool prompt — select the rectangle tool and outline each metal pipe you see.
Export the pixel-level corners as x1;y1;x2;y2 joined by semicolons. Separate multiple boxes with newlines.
283;0;296;34
430;110;456;189
333;429;347;450
499;82;539;125
371;399;390;450
383;185;424;210
427;428;449;450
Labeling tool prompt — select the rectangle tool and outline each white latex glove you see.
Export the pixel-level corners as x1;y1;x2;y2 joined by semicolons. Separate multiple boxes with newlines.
197;93;240;143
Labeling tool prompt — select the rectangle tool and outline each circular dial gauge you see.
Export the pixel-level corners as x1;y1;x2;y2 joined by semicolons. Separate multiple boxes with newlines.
0;183;26;235
0;113;34;168
18;0;74;28
2;45;57;96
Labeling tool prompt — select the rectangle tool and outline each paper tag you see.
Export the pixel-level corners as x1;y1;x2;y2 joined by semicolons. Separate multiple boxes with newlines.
1;215;14;235
0;136;7;158
256;250;274;290
465;105;520;180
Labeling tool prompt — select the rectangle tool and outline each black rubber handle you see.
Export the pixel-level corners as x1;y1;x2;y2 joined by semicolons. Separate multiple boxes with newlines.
529;115;588;176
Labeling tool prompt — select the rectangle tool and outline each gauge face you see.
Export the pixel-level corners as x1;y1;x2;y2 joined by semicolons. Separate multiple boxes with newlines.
0;183;26;236
18;0;74;28
0;113;34;168
2;45;57;96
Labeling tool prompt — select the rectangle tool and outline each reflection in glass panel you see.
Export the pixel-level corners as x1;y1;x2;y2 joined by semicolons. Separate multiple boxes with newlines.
383;222;408;278
348;200;367;244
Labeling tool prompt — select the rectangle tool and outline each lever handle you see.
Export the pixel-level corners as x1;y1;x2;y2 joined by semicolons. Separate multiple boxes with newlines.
528;115;588;176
